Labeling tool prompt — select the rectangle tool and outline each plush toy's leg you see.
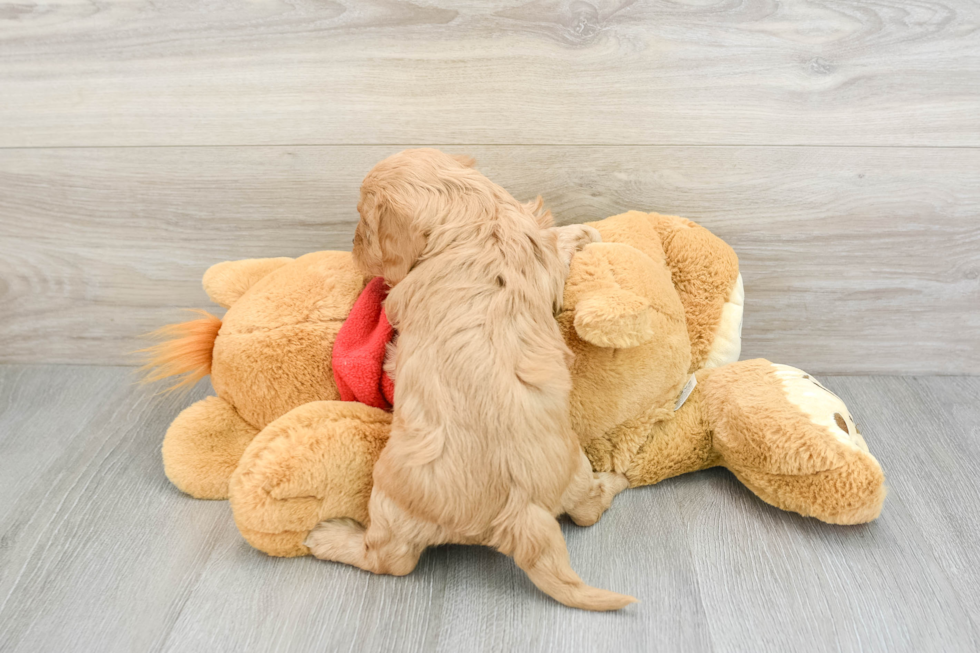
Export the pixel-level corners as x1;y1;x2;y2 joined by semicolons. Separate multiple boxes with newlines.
701;360;887;525
162;396;259;500
228;400;392;557
561;450;629;526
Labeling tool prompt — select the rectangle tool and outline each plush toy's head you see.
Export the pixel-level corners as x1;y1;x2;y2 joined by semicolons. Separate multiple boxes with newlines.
207;252;365;429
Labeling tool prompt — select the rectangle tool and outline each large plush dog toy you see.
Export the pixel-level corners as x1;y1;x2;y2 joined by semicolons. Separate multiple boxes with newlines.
148;211;885;557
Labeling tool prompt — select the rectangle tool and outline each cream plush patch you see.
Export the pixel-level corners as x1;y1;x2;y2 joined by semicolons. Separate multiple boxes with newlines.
771;363;870;453
703;274;744;369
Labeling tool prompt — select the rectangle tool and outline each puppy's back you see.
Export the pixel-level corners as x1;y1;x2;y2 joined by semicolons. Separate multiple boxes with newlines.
376;210;577;532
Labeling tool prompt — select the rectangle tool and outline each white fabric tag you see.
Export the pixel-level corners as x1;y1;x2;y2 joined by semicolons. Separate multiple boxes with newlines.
674;374;698;411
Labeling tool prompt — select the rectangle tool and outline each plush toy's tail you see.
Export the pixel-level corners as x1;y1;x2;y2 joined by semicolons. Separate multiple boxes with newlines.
139;310;222;392
499;504;637;611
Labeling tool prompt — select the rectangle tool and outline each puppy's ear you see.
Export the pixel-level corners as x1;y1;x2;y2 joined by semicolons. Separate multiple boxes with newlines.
373;188;427;286
451;154;476;168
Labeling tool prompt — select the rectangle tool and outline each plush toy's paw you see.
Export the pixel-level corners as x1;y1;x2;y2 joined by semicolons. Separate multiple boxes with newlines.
162;396;259;500
770;364;872;454
563;241;688;352
701;273;744;370
703;359;886;525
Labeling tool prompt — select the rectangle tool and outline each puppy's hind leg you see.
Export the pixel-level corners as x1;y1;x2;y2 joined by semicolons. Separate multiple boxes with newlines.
561;449;629;527
305;489;435;576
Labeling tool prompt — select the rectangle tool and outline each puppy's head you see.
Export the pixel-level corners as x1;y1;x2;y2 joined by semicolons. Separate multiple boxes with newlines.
353;149;484;285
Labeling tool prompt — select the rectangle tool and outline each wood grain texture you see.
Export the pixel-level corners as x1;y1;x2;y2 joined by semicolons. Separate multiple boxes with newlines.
1;365;978;652
831;376;980;634
1;145;977;373
669;374;980;652
1;0;979;147
0;367;230;652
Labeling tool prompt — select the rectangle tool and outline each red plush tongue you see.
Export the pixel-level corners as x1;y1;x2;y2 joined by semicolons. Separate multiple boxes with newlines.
332;276;396;411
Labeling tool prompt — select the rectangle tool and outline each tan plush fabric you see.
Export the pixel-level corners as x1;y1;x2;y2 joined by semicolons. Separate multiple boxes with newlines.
203;257;294;309
702;360;886;524
161;251;368;500
560;241;691;448
649;213;741;372
624;372;720;487
211;251;367;429
154;211;885;556
229;401;391;557
161;396;259;499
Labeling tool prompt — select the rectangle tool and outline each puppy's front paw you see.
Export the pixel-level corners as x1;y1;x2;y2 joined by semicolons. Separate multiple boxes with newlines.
597;471;630;497
561;224;602;250
554;224;602;267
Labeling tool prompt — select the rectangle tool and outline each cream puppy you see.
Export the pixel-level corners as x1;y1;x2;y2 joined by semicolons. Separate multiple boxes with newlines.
306;149;633;611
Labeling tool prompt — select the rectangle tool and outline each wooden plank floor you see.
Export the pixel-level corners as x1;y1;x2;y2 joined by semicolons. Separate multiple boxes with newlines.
1;365;977;653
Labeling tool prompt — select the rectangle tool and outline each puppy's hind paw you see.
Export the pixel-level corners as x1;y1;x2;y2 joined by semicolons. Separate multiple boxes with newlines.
304;518;365;561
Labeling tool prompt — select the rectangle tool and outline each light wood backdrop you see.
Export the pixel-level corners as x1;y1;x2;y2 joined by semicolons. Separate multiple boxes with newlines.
1;0;978;373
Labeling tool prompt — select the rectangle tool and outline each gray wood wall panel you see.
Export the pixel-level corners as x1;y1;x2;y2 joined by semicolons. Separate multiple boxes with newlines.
1;146;977;373
1;366;978;652
1;1;978;147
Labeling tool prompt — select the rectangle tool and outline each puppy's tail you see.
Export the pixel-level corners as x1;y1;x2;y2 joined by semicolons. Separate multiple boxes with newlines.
494;504;636;611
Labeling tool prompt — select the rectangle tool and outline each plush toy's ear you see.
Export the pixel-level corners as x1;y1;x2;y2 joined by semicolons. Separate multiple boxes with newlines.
203;257;294;308
573;289;658;349
565;241;685;349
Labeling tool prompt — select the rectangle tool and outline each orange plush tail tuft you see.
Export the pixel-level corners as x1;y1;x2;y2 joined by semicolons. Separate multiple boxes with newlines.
138;310;222;392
